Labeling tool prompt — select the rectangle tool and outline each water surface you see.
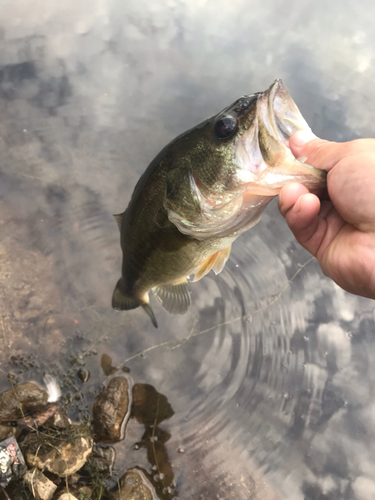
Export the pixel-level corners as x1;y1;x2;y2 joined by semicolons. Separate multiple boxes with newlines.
1;1;375;498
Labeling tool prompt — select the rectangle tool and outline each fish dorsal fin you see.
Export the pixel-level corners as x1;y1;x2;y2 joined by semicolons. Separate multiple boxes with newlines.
193;245;232;282
153;280;191;315
113;213;123;231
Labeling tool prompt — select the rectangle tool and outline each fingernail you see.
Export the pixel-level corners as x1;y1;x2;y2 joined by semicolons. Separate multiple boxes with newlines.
291;129;318;148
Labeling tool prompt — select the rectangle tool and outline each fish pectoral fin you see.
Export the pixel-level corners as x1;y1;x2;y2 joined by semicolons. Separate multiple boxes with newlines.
113;213;123;231
192;252;218;282
153;280;191;315
193;245;232;282
212;244;232;275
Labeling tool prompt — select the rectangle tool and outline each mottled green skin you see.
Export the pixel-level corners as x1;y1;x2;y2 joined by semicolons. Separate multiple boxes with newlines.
114;81;327;312
121;123;234;298
118;107;256;301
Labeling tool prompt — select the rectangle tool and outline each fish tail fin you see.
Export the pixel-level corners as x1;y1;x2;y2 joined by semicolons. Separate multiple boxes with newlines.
112;279;158;328
112;279;140;311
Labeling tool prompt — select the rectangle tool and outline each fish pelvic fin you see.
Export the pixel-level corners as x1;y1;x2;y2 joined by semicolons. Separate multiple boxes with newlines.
153;280;191;315
142;303;158;328
193;245;232;282
112;279;158;328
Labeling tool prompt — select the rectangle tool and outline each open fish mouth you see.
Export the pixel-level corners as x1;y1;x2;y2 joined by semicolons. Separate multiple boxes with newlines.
265;78;311;143
166;79;327;241
234;79;327;196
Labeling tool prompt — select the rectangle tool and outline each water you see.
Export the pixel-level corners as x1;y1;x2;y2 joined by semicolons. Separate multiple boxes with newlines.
1;1;375;498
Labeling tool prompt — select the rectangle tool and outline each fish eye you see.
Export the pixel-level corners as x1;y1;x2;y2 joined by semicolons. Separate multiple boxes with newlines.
214;115;238;140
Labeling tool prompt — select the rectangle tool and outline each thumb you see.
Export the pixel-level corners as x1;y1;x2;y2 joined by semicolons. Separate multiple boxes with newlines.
289;130;338;172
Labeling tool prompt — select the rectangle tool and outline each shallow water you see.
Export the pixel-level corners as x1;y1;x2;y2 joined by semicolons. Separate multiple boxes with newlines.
1;1;375;498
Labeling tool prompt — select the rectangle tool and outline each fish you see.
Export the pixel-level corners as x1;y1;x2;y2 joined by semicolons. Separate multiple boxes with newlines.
112;79;326;327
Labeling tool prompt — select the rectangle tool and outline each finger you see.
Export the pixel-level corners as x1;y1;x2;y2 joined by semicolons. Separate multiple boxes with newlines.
278;183;310;218
284;193;322;256
289;132;375;172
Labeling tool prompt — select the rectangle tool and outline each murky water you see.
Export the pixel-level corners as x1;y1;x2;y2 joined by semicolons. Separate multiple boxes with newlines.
1;1;375;498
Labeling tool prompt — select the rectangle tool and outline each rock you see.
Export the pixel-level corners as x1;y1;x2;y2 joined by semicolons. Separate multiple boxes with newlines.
67;473;80;486
48;409;71;429
0;436;26;488
0;383;48;422
92;375;132;443
24;468;57;500
0;382;49;438
111;468;157;500
83;444;115;473
23;424;93;477
77;369;90;383
0;426;17;443
57;487;92;499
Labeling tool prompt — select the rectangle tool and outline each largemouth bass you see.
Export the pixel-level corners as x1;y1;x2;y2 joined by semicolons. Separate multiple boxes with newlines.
112;80;326;327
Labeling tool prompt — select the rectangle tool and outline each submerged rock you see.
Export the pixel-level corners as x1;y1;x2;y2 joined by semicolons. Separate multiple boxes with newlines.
92;375;133;443
24;468;57;500
111;468;158;500
77;368;90;383
23;424;93;477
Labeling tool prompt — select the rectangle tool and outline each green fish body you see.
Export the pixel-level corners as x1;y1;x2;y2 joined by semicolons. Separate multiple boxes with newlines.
112;80;326;327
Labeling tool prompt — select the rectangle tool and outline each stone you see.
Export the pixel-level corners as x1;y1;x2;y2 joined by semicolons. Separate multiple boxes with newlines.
111;468;157;500
24;468;57;500
0;383;48;422
92;375;132;443
48;409;71;429
23;424;93;477
83;444;115;473
77;369;90;383
58;487;92;499
0;426;17;443
0;382;49;439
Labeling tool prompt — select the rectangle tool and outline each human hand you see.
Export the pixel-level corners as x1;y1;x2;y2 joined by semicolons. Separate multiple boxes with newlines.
278;131;375;300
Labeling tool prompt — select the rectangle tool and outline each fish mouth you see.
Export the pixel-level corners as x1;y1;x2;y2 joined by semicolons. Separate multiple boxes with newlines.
234;79;326;194
264;79;310;143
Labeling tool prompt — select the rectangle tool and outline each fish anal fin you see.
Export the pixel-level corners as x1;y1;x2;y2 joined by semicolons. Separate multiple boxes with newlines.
193;245;232;282
113;213;123;231
153;280;191;315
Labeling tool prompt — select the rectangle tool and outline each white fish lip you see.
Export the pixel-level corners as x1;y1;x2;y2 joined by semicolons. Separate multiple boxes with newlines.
234;79;326;188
